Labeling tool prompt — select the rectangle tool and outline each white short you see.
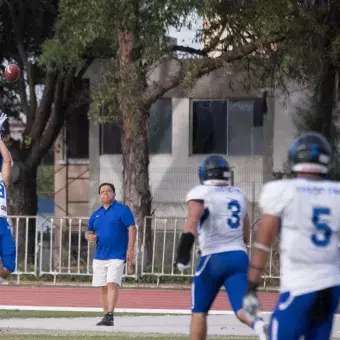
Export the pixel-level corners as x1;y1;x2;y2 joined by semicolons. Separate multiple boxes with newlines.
92;259;125;287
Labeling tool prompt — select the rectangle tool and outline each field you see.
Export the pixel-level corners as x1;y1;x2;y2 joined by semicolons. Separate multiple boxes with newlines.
0;310;259;339
0;334;257;340
1;310;340;339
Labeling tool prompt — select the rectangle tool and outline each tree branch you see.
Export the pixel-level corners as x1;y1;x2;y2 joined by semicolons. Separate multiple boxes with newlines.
6;0;37;127
202;21;228;54
27;76;65;169
29;71;57;141
14;56;30;118
171;45;207;56
143;34;286;106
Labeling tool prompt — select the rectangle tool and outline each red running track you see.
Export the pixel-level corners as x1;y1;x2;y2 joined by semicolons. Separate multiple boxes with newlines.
0;286;279;311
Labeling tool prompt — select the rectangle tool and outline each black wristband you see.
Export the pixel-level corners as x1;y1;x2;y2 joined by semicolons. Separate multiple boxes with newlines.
247;281;259;294
175;232;195;264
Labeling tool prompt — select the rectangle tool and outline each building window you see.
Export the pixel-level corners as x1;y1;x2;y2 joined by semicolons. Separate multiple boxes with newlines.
191;99;264;156
192;101;228;154
100;123;122;155
149;98;172;154
66;110;89;159
100;98;173;155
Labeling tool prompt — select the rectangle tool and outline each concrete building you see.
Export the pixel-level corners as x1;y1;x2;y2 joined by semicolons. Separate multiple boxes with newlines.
54;58;302;219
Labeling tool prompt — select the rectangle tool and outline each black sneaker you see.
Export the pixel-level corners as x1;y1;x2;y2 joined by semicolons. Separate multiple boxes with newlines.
96;313;114;326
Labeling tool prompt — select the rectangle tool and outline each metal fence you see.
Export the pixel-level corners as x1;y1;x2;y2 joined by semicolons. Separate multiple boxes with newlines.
5;215;280;288
8;215;139;284
8;216;280;286
140;216;280;288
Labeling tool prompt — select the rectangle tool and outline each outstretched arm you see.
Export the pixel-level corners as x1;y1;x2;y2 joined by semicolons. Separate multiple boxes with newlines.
0;140;12;188
0;114;12;188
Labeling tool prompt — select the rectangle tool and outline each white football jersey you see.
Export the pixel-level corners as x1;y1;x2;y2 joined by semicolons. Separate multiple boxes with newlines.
260;178;340;296
186;184;248;256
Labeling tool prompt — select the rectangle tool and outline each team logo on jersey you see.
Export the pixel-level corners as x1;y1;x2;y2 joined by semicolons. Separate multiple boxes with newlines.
1;205;6;212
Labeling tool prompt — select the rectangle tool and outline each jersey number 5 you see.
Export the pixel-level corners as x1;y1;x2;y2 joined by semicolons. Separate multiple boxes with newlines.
227;200;241;229
312;207;332;247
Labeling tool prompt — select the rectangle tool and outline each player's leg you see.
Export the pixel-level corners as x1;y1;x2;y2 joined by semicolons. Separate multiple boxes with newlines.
223;251;267;339
268;291;316;340
92;259;109;325
0;219;16;282
304;285;340;340
191;254;221;340
105;259;125;326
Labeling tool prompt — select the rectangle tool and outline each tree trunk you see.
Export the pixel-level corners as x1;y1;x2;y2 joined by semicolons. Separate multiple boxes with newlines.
121;110;153;266
314;62;336;141
117;26;153;267
7;165;38;268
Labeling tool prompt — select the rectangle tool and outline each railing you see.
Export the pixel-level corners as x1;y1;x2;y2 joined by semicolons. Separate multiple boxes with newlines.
140;216;280;288
7;216;139;284
6;215;280;288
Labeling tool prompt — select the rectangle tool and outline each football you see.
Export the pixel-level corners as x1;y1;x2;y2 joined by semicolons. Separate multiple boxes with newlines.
4;64;20;83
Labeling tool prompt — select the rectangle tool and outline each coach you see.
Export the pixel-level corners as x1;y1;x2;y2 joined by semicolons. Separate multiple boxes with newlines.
85;182;136;326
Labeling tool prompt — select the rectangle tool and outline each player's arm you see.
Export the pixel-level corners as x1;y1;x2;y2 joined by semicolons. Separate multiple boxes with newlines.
248;214;280;285
243;213;250;245
0;114;12;188
85;214;96;242
175;199;204;270
243;181;288;319
247;181;287;286
0;139;12;188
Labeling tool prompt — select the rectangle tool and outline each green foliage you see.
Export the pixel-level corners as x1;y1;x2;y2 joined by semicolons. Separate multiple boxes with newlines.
37;165;54;198
42;0;198;69
0;0;58;117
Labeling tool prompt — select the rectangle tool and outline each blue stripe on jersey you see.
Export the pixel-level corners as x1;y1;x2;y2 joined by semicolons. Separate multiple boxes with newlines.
200;208;210;228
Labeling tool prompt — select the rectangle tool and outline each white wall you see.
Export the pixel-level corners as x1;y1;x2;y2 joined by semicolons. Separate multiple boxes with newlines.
99;98;264;216
85;58;303;216
272;86;307;171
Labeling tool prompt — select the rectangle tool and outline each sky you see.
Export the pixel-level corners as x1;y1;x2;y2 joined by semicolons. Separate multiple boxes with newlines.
167;13;203;50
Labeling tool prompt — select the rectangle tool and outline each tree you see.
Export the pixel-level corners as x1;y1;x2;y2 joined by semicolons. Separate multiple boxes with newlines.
266;0;340;176
45;0;307;260
0;0;91;261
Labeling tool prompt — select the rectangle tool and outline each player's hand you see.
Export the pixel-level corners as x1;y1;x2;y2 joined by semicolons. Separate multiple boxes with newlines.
174;253;191;271
0;113;8;127
0;113;7;138
174;232;195;272
126;248;135;262
243;292;261;321
86;233;96;242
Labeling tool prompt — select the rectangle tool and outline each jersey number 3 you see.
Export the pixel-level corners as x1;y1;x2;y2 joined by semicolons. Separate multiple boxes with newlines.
227;200;241;229
312;207;332;247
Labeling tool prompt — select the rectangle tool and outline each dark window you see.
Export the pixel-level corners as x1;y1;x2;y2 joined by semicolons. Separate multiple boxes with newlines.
149;98;172;154
100;98;173;155
191;99;264;156
228;100;253;156
100;123;122;155
66;110;89;159
191;101;228;154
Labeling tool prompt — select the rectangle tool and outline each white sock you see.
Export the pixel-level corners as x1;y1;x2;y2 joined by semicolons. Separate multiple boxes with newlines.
252;316;266;334
0;277;8;285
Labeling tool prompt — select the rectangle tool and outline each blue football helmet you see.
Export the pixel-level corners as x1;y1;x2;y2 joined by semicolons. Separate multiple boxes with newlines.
288;131;332;174
199;155;230;185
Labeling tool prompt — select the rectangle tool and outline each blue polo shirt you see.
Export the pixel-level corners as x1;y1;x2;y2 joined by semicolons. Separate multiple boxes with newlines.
88;201;135;261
